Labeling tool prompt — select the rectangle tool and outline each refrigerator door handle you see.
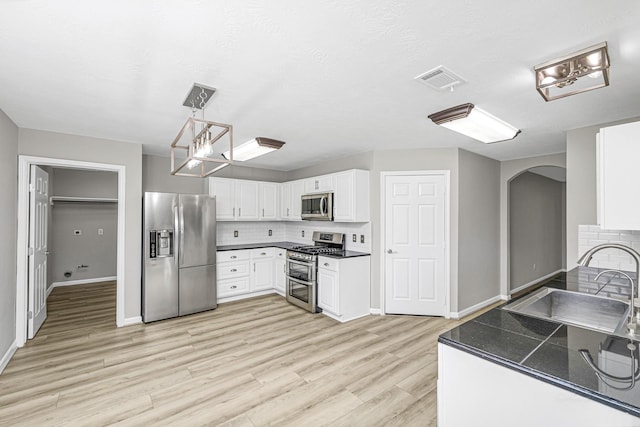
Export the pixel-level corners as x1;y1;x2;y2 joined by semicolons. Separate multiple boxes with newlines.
179;205;185;266
173;206;179;267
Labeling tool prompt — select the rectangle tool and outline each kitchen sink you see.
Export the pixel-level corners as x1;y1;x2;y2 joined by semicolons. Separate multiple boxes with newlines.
503;287;630;335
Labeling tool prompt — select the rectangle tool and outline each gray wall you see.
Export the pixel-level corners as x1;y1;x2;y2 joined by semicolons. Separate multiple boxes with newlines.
143;155;206;194
509;172;564;290
566;116;640;268
0;109;18;362
18;128;142;321
49;169;117;285
458;150;500;310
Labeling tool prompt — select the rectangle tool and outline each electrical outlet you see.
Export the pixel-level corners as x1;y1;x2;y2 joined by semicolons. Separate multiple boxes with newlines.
533;263;537;271
73;230;82;236
268;229;272;236
302;230;305;237
352;234;357;242
234;230;238;237
360;235;365;244
97;228;104;236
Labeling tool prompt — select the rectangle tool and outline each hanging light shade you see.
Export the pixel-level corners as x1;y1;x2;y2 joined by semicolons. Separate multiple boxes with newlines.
222;137;285;162
534;42;610;102
428;103;520;143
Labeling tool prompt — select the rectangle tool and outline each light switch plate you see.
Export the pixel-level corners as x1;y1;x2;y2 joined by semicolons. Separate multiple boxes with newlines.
234;230;238;237
268;229;272;236
360;235;365;243
98;228;104;235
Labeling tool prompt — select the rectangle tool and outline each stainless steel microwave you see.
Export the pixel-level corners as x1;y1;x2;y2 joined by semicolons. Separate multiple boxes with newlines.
301;193;333;221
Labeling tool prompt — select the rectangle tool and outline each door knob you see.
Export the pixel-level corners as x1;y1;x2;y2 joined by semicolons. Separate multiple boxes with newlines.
44;251;51;255
387;249;393;254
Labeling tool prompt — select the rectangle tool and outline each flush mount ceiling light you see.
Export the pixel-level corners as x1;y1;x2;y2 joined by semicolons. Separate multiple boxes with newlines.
427;103;520;143
222;137;285;162
170;83;234;178
534;42;610;102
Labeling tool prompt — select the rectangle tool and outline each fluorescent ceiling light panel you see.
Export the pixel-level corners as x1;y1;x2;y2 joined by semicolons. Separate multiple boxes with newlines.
428;103;520;143
223;137;285;161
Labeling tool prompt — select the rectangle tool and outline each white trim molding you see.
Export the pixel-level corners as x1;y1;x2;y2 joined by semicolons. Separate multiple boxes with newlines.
450;294;508;320
509;269;566;295
369;308;382;315
16;155;127;348
122;316;142;326
0;340;18;375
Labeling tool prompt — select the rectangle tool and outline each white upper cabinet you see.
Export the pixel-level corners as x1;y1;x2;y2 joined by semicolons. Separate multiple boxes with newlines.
259;182;278;220
304;174;335;193
237;180;259;220
333;170;370;222
280;179;305;221
597;121;640;230
208;177;236;220
209;177;259;221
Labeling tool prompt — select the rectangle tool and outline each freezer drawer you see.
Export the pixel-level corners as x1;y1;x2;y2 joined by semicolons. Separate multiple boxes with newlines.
179;265;217;316
142;257;179;322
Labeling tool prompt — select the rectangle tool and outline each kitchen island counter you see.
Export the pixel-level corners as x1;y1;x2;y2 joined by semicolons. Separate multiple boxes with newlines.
439;267;640;422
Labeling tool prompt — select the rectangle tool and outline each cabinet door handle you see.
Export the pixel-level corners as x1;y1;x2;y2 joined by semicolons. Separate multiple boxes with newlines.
230;285;237;289
262;208;264;217
324;263;330;267
230;255;237;259
260;252;266;255
230;269;237;272
233;207;236;216
254;264;256;272
239;208;241;217
287;207;290;216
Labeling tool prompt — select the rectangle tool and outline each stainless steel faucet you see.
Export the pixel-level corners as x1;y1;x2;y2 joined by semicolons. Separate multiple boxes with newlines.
578;243;640;335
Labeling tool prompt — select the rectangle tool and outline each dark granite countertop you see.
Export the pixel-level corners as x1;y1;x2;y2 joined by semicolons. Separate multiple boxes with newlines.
216;241;370;258
439;267;640;418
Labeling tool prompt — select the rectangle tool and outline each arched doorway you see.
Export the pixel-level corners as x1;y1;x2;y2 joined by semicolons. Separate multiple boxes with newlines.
508;166;566;295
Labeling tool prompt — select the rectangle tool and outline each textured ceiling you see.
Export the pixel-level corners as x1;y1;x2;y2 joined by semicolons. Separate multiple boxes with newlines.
1;1;640;171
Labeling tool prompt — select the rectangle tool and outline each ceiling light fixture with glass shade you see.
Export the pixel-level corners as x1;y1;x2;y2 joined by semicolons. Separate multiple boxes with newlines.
428;103;521;143
534;42;610;102
170;83;234;178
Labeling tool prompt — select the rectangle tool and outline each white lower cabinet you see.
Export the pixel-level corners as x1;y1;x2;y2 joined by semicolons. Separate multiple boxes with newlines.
274;249;286;295
250;248;274;291
438;344;640;427
217;250;251;298
217;248;279;301
317;255;370;322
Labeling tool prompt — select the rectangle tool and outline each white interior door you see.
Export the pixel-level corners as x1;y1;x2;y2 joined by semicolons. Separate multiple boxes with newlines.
384;173;447;316
28;165;49;338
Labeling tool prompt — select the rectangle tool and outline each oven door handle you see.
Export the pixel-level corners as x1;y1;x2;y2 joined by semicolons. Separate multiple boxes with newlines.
287;276;314;286
287;258;314;268
320;196;326;216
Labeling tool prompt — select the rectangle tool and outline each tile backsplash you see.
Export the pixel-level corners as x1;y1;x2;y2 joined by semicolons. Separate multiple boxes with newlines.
578;225;640;272
216;221;371;253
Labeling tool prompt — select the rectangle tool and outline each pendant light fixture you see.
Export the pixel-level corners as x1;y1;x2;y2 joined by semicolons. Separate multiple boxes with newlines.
170;83;234;177
428;103;520;143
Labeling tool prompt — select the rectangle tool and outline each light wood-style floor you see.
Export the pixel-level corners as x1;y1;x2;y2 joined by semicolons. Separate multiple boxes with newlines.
0;282;474;426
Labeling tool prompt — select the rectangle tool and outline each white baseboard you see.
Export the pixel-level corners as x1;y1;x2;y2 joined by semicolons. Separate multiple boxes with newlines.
450;294;506;320
369;308;382;315
48;276;117;297
122;316;142;326
510;269;565;295
0;340;18;375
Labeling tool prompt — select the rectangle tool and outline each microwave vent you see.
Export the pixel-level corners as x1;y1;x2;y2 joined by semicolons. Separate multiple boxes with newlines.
415;66;466;91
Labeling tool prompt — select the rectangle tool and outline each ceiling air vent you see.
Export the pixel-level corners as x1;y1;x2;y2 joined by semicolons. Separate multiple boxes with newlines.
415;66;466;91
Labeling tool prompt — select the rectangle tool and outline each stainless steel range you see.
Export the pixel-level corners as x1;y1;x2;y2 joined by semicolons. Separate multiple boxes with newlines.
286;231;345;312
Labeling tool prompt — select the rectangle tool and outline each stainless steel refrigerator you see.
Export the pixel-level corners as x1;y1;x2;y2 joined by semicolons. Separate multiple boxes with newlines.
142;192;217;322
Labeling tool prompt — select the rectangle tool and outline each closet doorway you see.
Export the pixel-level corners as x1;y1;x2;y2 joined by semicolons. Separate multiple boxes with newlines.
16;156;126;347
